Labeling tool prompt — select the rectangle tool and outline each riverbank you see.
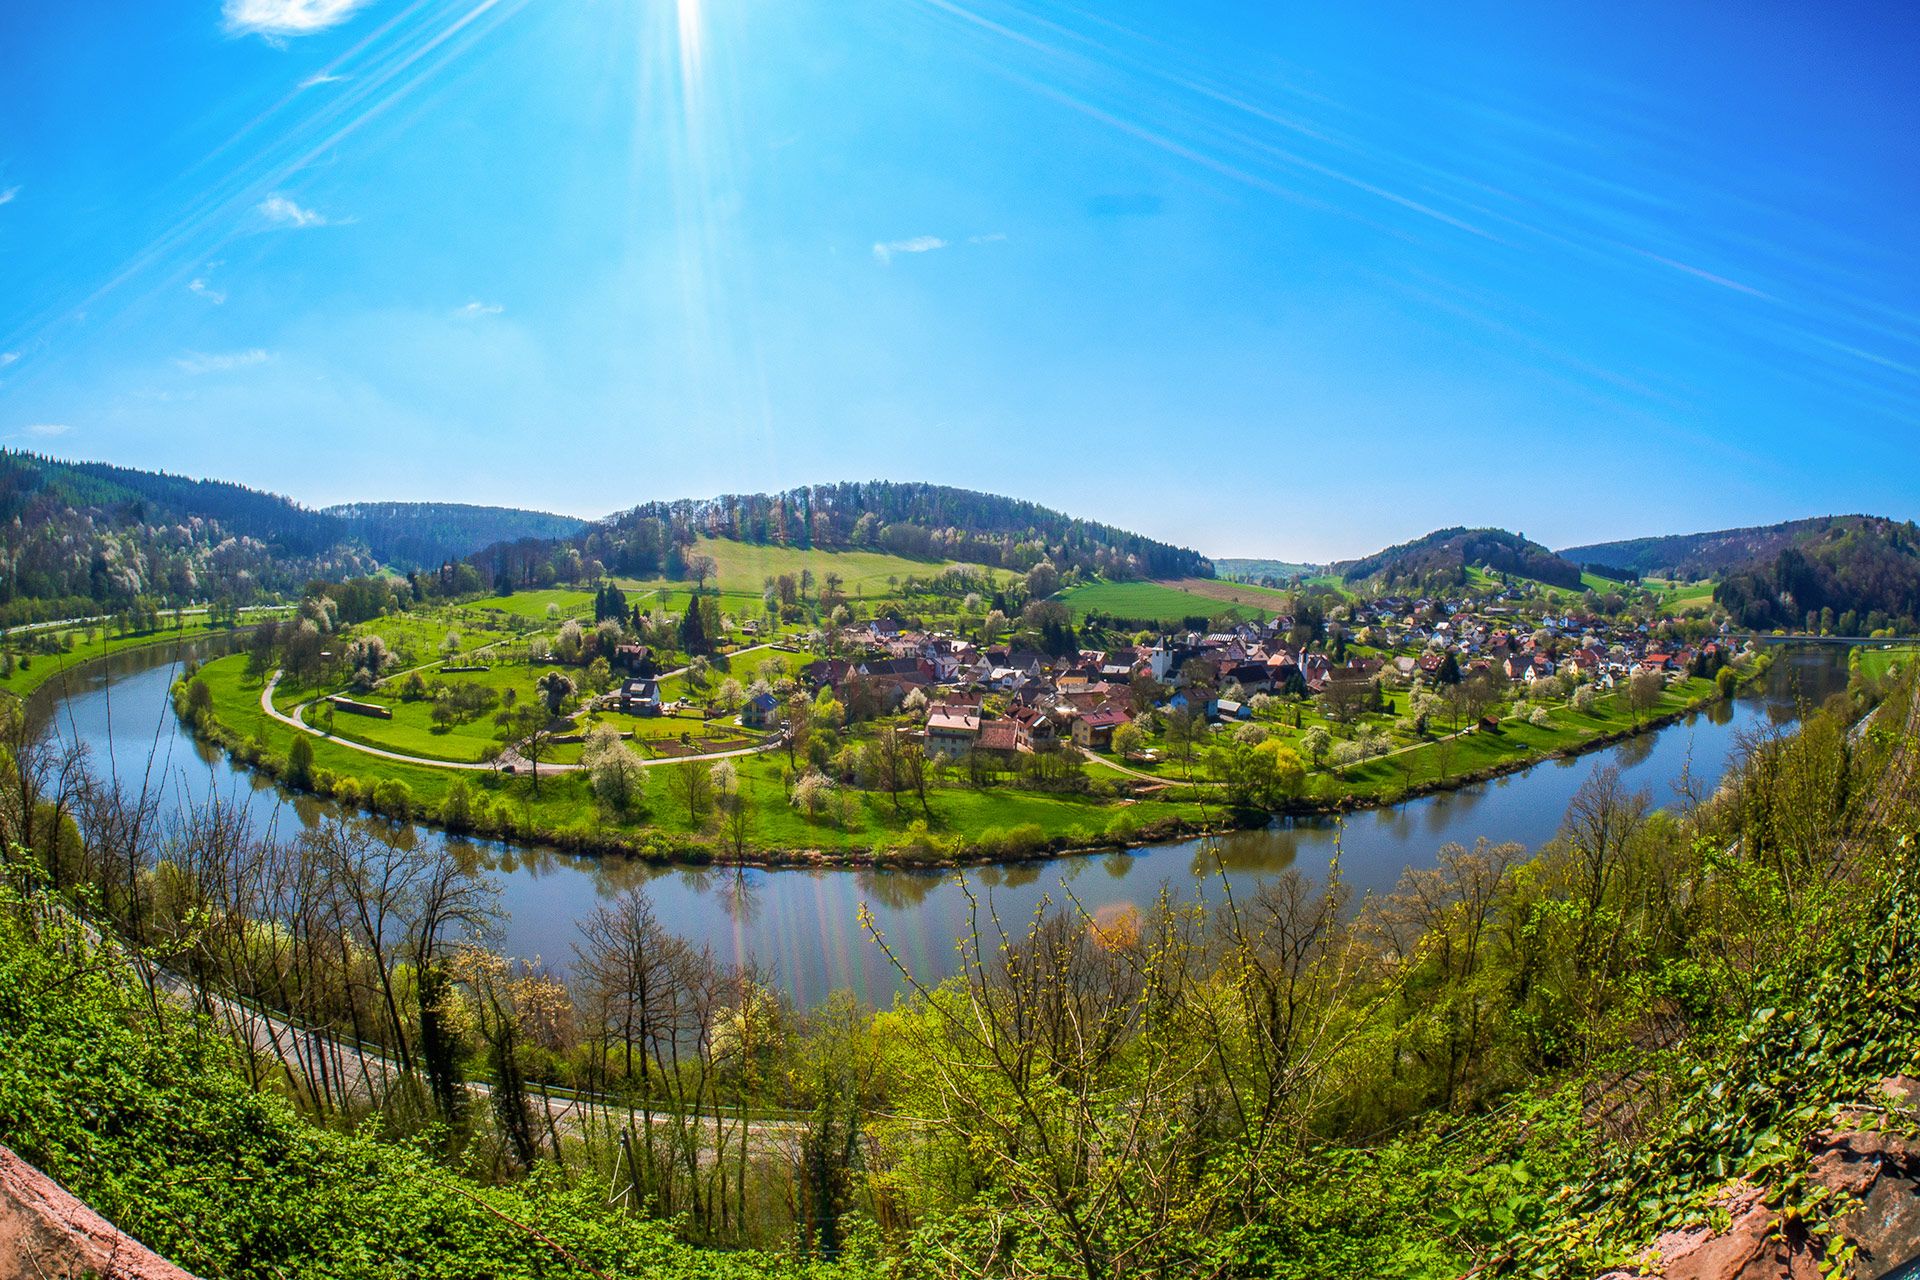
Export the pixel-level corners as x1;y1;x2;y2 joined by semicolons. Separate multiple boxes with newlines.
0;615;276;702
47;639;1853;1006
1294;649;1776;816
156;644;1776;869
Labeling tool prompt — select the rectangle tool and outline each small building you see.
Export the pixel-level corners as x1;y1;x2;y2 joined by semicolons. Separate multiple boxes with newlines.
613;644;655;675
1072;707;1132;750
975;718;1023;760
741;690;782;729
619;678;662;715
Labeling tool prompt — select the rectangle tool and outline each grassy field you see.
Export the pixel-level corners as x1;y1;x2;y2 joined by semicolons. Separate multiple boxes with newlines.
464;587;599;623
1156;577;1294;610
1641;577;1717;607
1056;579;1272;624
1329;676;1720;801
1857;644;1920;684
623;537;1012;599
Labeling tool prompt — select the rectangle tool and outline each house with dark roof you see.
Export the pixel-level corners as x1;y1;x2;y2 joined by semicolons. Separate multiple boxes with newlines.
619;678;662;715
741;691;782;729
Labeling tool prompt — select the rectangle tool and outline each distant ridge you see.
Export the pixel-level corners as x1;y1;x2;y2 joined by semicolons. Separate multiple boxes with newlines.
1336;526;1584;590
470;481;1213;585
321;501;588;568
1558;516;1847;578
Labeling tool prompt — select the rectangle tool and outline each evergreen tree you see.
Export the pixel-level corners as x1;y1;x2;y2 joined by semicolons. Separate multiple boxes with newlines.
679;595;707;655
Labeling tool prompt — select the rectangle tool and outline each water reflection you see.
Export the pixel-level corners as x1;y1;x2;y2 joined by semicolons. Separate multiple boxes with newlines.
43;640;1852;1009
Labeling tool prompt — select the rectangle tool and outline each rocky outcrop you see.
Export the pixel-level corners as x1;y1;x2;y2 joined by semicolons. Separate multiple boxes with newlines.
1599;1077;1920;1279
0;1144;197;1280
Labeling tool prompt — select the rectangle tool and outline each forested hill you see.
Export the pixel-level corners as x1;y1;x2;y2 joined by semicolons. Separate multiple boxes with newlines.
321;501;586;569
0;451;371;620
1710;515;1920;631
474;481;1212;584
0;450;347;555
0;452;591;621
1337;526;1584;590
1559;516;1845;578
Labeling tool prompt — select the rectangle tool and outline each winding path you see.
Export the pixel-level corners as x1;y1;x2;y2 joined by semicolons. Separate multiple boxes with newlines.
261;668;787;774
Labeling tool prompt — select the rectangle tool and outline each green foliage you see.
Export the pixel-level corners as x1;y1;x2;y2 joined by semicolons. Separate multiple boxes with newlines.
0;881;861;1280
1501;851;1920;1274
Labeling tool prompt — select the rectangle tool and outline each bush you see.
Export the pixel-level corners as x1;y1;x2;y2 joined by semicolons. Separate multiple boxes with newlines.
972;823;1049;858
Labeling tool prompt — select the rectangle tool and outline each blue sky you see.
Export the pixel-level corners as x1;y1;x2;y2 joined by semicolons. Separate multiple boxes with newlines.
1;0;1916;561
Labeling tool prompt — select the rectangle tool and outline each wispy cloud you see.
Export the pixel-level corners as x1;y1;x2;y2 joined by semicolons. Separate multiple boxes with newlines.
299;71;352;89
224;0;374;39
0;353;17;369
188;278;228;305
175;349;270;375
968;232;1008;244
454;300;504;319
23;424;69;439
257;193;332;228
0;186;18;206
872;235;948;265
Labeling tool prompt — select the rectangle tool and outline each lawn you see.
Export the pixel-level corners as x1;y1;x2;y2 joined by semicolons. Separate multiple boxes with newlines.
620;536;1011;601
1056;579;1274;625
1856;644;1920;684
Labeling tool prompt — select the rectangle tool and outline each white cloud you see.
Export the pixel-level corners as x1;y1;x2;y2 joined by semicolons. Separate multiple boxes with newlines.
968;232;1008;244
258;193;330;228
23;424;69;438
224;0;373;38
454;301;504;319
0;353;17;368
175;349;270;375
188;278;228;305
872;235;947;265
0;187;17;206
300;71;351;88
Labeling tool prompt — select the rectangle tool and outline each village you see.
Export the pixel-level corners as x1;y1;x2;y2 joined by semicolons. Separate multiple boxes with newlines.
596;582;1745;796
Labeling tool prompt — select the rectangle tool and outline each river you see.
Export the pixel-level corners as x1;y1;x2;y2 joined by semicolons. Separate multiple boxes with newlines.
35;642;1849;1009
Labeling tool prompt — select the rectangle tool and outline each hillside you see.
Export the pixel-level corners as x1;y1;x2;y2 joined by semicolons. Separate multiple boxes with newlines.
1711;514;1920;631
0;453;597;622
1559;515;1846;578
0;451;373;621
472;480;1211;588
322;501;587;568
1337;526;1584;591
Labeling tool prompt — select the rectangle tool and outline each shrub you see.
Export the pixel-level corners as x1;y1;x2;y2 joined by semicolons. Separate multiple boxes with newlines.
371;779;414;820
